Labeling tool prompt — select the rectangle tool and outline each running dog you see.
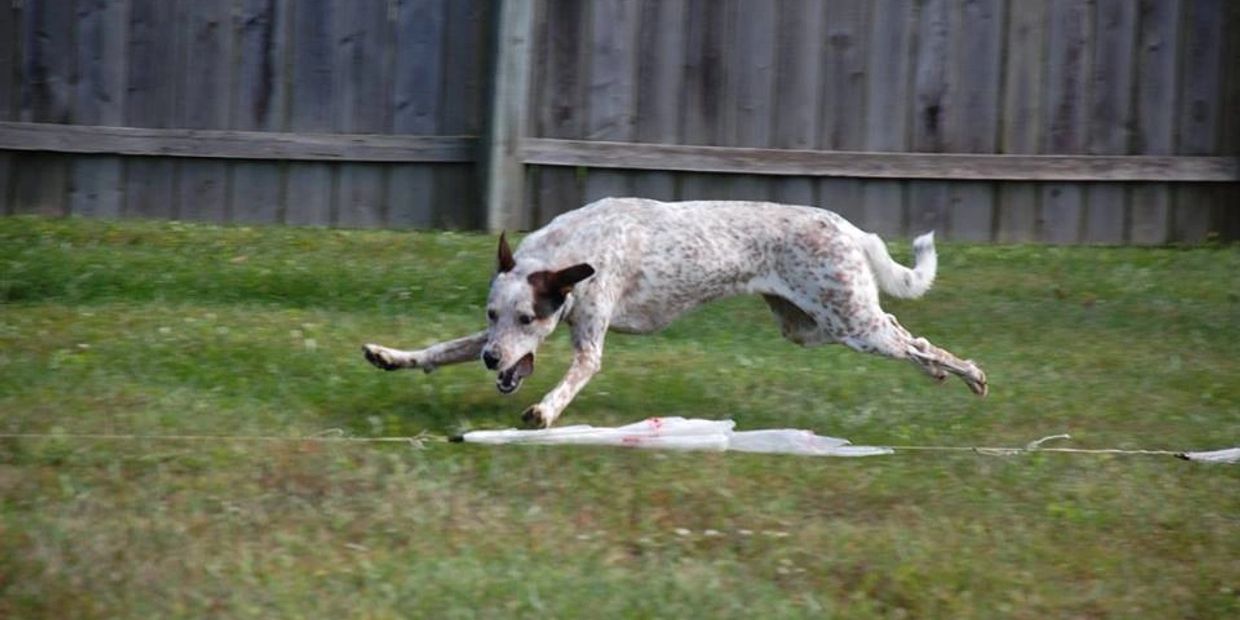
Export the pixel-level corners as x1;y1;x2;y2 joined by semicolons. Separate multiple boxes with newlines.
363;198;987;427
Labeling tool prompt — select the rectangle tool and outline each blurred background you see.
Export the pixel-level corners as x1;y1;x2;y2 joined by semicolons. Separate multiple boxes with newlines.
0;0;1237;241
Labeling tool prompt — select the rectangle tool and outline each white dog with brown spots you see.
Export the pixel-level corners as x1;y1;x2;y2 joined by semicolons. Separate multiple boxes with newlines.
364;198;987;427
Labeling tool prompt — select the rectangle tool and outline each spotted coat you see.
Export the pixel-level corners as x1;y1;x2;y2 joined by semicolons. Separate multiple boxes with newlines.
363;198;987;427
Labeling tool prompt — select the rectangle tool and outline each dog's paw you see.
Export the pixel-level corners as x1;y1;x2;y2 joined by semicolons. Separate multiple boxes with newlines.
362;344;409;371
521;404;555;428
964;362;988;397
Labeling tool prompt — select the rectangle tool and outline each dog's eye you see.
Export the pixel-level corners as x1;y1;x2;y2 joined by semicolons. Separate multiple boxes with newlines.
487;310;498;322
518;314;533;325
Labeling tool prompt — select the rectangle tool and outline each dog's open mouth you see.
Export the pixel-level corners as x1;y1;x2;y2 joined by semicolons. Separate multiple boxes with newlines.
496;353;535;394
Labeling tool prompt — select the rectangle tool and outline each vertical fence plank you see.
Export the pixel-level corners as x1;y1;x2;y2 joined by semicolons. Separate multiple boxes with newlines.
441;0;489;229
583;0;639;203
177;0;232;223
946;0;1003;242
1039;0;1091;244
285;0;335;226
70;0;127;219
678;0;729;201
1173;0;1225;242
124;0;179;220
909;0;951;237
769;0;821;206
630;0;685;202
532;0;586;225
15;0;73;216
231;0;289;225
1131;0;1180;244
860;0;914;237
721;0;775;201
1224;2;1240;240
0;1;14;213
388;0;445;230
997;0;1044;242
334;0;389;229
0;0;16;121
1083;0;1137;244
816;0;866;224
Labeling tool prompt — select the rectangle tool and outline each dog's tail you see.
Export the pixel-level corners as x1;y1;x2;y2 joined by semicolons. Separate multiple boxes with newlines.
861;231;937;299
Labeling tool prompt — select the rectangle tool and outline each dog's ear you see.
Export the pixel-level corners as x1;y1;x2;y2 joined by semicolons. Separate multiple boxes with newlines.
527;263;595;318
550;263;595;291
497;231;516;273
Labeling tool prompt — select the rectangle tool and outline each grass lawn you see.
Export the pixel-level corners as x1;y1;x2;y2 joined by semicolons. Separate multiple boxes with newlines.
1;216;1237;618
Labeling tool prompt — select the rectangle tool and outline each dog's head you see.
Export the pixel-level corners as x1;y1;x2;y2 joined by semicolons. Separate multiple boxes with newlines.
481;232;595;394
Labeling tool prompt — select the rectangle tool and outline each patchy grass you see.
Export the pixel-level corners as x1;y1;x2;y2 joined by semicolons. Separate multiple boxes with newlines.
1;216;1237;618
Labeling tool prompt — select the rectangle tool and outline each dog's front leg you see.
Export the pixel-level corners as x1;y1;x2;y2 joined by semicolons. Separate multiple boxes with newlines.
522;319;607;428
363;331;487;373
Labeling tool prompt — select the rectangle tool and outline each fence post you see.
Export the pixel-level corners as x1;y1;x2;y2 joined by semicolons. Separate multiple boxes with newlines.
484;0;534;233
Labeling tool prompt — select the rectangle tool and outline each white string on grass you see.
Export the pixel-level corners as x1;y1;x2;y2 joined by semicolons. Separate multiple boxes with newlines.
1;428;1234;463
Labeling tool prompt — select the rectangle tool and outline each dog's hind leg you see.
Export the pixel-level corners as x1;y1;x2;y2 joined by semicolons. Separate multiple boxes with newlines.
362;331;487;374
843;313;988;396
763;294;836;347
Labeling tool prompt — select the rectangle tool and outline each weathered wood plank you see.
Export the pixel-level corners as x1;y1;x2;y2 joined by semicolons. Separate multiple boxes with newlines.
388;0;447;229
440;0;489;229
818;178;864;227
1173;0;1226;242
997;183;1039;243
1040;0;1092;243
484;0;532;231
861;182;905;239
286;0;336;226
70;0;127;219
820;0;868;151
532;0;586;225
946;0;1002;241
177;0;233;223
909;181;951;237
334;0;389;228
0;0;16;122
583;0;639;204
677;0;728;201
0;153;11;214
1084;184;1127;244
1040;184;1085;245
721;0;775;200
630;0;686;202
231;0;289;225
861;0;915;237
1223;1;1240;156
519;138;1240;181
13;152;68;216
814;0;865;213
124;0;179;220
16;0;73;216
0;122;477;162
1084;0;1137;243
909;0;952;236
771;0;821;206
912;0;950;154
1130;182;1172;245
997;0;1044;242
1131;0;1181;244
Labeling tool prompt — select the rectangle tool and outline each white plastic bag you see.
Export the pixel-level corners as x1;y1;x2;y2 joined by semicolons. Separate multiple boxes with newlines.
730;429;893;457
459;417;892;457
459;417;733;451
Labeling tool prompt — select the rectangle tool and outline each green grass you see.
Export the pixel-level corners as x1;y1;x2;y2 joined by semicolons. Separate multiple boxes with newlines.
1;216;1237;618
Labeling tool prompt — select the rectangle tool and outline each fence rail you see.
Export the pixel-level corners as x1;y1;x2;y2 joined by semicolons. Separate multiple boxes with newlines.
1;0;1238;243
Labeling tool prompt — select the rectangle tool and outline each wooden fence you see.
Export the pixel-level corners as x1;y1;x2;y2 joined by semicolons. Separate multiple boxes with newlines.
1;0;1238;243
517;0;1240;243
0;0;492;229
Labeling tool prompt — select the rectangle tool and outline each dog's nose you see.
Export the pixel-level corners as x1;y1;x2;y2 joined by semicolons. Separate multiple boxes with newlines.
482;350;501;370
